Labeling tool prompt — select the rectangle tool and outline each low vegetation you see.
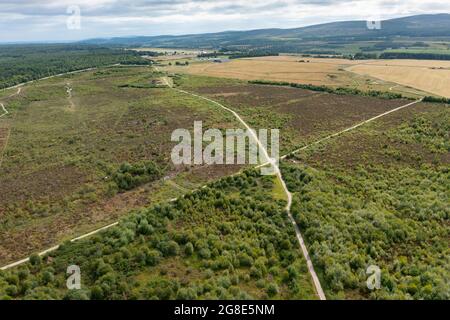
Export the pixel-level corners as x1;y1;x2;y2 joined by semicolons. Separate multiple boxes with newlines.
112;161;164;192
0;171;316;300
181;75;409;153
229;51;279;59
0;44;150;89
1;62;448;301
0;67;242;265
282;103;449;299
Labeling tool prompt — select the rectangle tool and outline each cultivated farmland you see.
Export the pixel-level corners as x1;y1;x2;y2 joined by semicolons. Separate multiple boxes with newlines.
347;59;450;98
163;56;429;98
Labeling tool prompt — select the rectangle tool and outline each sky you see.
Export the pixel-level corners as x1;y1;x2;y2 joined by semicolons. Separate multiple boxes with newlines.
0;0;449;43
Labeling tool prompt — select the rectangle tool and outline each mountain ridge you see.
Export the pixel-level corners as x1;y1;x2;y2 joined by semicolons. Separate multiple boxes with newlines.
80;14;450;49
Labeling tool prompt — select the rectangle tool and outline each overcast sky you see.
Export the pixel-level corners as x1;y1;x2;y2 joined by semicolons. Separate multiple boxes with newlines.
0;0;449;42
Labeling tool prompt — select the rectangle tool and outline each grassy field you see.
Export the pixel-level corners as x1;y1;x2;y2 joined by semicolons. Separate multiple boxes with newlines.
132;48;213;62
385;47;450;55
162;56;429;99
172;75;449;299
346;59;450;98
0;66;245;265
163;56;363;86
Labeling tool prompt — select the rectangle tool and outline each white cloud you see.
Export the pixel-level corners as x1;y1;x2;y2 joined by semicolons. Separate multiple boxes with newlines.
0;0;449;42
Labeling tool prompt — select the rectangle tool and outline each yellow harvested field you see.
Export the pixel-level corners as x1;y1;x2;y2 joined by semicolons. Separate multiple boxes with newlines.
169;56;363;86
346;59;450;98
163;55;439;98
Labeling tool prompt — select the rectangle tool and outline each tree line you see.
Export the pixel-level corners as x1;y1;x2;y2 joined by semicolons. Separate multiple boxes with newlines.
0;44;150;89
249;80;406;100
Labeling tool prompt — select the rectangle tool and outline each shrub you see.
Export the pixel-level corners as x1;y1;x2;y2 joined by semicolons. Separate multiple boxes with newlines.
29;254;41;266
90;286;104;300
184;242;194;256
137;220;154;235
41;271;54;285
237;253;253;267
159;241;179;257
5;285;18;297
423;96;450;104
18;268;30;281
176;287;198;300
266;283;279;297
146;250;162;266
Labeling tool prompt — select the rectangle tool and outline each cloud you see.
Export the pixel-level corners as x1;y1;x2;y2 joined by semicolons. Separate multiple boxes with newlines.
0;0;449;42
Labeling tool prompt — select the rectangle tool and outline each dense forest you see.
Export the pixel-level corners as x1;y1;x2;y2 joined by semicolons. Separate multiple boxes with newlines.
282;106;450;299
284;164;449;299
0;171;316;300
380;52;450;60
0;44;150;89
229;51;279;59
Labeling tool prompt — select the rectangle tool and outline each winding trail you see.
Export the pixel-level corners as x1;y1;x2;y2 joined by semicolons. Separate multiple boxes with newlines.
0;103;8;119
0;87;22;118
0;68;423;301
162;76;327;300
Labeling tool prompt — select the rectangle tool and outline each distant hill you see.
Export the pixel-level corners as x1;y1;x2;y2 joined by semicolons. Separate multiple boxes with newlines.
81;14;450;54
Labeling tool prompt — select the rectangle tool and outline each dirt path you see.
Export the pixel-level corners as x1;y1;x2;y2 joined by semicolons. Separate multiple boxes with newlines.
164;77;327;300
66;83;75;109
0;103;8;119
0;71;423;302
280;99;423;160
0;87;21;118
